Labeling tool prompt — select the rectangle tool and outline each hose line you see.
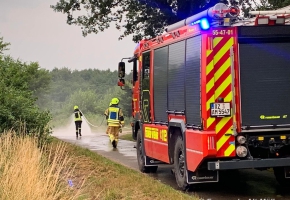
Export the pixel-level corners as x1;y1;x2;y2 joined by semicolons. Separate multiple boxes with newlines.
77;110;105;128
78;110;131;129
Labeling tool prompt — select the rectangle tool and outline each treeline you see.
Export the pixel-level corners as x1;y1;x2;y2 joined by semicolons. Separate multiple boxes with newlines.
0;36;132;134
42;67;132;127
0;37;51;134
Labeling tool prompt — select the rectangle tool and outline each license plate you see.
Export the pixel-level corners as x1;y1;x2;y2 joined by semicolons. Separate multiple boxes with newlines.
210;102;231;117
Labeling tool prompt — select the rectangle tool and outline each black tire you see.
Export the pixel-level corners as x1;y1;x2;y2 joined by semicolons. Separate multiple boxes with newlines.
136;130;158;173
174;136;189;191
274;167;290;186
150;166;158;173
132;124;137;140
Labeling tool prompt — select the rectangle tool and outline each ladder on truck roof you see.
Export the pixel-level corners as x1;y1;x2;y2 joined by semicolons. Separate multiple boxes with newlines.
233;4;290;26
163;3;290;33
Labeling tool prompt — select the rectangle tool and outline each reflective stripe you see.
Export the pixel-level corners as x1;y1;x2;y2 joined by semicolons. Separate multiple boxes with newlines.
74;111;82;121
108;107;120;124
213;36;235;157
205;34;235;157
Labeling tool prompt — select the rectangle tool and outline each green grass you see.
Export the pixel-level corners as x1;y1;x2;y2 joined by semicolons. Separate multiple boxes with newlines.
119;133;135;142
50;138;198;200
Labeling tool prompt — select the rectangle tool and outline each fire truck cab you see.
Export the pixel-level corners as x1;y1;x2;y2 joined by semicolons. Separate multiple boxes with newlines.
118;3;290;190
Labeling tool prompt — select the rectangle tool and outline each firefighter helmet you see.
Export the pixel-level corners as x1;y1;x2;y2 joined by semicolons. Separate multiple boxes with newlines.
111;98;119;105
74;105;79;109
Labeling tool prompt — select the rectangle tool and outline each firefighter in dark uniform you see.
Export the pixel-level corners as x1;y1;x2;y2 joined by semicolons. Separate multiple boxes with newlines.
74;105;83;137
104;98;124;148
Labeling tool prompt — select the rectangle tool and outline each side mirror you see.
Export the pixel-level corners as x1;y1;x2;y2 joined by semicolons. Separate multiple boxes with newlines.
118;62;125;78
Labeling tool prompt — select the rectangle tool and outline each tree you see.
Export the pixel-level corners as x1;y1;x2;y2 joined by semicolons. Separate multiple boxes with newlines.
0;56;51;101
261;0;290;9
51;0;290;42
0;39;52;135
0;57;52;135
236;0;290;17
0;36;10;54
51;0;229;43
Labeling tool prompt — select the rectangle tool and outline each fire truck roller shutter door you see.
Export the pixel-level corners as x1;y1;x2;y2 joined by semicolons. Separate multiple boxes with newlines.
185;36;202;126
168;40;186;112
153;46;168;122
238;26;290;128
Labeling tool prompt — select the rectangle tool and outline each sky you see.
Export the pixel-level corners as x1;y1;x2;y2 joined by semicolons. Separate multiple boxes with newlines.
0;0;136;73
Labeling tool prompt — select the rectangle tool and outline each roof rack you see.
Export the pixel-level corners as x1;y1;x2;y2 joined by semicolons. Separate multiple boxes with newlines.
233;5;290;26
165;3;239;32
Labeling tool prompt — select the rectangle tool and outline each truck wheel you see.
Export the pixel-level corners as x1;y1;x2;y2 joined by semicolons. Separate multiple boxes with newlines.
274;167;290;186
136;130;158;173
132;126;136;140
132;125;137;140
150;166;158;173
174;136;189;191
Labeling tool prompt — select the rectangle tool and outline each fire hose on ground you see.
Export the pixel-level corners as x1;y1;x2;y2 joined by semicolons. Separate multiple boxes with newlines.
78;111;136;148
79;110;131;130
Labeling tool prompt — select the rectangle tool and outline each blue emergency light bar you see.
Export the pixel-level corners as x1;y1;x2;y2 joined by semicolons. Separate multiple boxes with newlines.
190;18;210;30
200;18;210;30
165;3;229;32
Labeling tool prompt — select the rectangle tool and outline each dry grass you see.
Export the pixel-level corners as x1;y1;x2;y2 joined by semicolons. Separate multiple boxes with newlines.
0;131;198;200
52;139;198;200
0;132;83;200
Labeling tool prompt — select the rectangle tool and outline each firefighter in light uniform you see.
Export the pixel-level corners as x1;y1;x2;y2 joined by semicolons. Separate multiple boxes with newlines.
105;102;112;135
104;98;124;148
74;105;83;137
105;101;123;135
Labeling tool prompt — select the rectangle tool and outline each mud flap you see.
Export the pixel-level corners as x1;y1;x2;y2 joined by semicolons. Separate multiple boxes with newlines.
144;156;160;166
285;167;290;178
187;169;219;184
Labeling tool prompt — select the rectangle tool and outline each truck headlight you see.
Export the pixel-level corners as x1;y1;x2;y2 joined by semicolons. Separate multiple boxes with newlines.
237;136;246;144
236;146;247;157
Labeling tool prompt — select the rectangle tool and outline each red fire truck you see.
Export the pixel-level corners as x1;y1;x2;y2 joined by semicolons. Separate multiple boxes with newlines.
117;3;290;190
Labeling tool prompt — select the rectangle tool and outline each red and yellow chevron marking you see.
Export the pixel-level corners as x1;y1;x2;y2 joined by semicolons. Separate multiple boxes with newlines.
206;49;215;130
205;35;235;157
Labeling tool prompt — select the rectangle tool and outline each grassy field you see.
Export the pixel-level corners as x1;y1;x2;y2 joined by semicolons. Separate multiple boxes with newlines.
54;138;198;200
0;131;198;200
119;132;135;142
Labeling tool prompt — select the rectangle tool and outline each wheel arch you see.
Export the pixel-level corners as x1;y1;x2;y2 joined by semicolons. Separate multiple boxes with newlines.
132;113;141;140
168;119;186;164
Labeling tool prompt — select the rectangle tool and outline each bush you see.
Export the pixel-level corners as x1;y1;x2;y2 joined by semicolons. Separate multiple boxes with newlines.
0;47;52;139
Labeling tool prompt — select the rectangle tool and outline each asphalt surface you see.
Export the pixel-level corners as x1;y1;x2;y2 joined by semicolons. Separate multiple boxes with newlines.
53;121;290;200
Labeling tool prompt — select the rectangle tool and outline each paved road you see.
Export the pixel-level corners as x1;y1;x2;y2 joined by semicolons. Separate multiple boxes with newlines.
53;122;290;200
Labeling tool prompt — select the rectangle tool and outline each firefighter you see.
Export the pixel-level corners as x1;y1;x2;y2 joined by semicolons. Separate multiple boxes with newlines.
104;98;124;148
105;102;112;135
74;105;83;137
105;99;121;135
